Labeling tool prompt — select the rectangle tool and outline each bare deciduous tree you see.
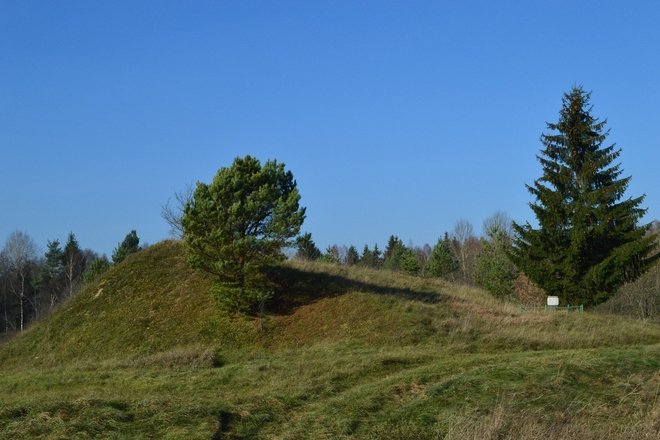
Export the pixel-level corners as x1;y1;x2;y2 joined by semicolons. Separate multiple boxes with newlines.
63;233;85;299
451;219;480;284
0;252;11;333
599;227;659;319
483;211;513;239
161;184;193;239
2;231;37;332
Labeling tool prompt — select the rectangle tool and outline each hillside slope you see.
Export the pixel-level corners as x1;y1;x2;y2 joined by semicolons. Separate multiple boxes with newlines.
1;240;659;438
0;240;260;367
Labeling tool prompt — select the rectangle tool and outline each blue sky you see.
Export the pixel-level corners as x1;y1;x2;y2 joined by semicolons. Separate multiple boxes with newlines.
1;1;658;256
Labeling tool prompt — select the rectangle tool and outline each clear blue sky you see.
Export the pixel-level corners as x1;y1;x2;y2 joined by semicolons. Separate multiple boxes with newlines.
1;1;658;256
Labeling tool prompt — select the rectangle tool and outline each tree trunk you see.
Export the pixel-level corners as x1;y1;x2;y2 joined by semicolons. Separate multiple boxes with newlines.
19;272;25;332
68;260;74;298
3;297;7;333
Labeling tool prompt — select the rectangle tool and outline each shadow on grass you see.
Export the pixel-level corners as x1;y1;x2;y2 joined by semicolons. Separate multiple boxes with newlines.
264;265;454;315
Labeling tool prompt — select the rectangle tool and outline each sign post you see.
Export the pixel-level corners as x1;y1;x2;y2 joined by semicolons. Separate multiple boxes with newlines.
546;296;559;310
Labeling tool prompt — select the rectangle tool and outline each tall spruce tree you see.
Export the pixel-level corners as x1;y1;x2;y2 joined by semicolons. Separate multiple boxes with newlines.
512;87;658;306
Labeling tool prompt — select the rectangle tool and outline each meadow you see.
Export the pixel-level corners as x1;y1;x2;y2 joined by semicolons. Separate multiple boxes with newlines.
1;241;658;439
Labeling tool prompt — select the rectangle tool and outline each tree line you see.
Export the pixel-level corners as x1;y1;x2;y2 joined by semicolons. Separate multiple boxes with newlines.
295;212;525;298
0;230;141;335
177;86;658;315
4;86;656;332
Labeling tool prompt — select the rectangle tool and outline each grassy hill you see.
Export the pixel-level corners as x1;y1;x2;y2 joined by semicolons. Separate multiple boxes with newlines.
1;241;659;439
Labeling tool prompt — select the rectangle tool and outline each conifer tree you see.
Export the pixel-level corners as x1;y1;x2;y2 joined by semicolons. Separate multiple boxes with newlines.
426;233;459;279
512;87;659;306
360;244;373;267
399;248;420;275
383;235;406;271
182;156;305;312
320;245;341;264
83;256;111;283
112;230;140;264
62;232;85;298
372;244;382;267
475;229;518;299
295;232;321;261
345;245;360;266
41;239;64;308
360;244;382;268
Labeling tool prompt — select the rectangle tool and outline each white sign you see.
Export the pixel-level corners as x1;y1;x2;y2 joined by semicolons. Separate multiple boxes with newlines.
547;296;559;306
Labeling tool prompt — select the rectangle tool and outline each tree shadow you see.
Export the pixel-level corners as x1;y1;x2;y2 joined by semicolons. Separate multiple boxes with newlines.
264;265;455;315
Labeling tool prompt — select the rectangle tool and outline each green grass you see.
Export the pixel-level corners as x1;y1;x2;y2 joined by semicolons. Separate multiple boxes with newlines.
1;241;659;438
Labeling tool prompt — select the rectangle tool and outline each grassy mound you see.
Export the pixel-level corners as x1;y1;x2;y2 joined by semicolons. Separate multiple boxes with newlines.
0;241;261;368
1;240;659;438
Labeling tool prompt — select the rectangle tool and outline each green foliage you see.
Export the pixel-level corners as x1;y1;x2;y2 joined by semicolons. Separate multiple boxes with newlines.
512;87;659;306
360;244;382;268
182;156;305;310
345;245;360;266
213;284;273;314
40;239;64;305
598;231;660;320
62;232;85;297
383;236;406;271
112;230;140;264
383;236;419;275
1;241;660;438
42;239;63;281
83;256;110;283
295;232;321;261
320;244;341;264
320;245;341;264
63;233;82;261
0;241;258;366
426;233;459;279
399;248;420;275
474;231;518;299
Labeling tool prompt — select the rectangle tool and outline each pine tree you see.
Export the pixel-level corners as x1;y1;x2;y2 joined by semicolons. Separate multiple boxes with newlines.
295;232;321;261
41;239;64;308
399;248;420;275
360;244;382;268
112;230;140;264
182;156;305;312
345;245;360;266
372;244;382;267
426;233;459;280
383;235;406;271
83;256;111;283
320;245;341;264
512;87;659;306
475;230;518;299
360;244;373;267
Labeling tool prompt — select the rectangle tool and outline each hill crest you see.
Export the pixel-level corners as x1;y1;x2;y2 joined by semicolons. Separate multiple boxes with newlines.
1;240;659;369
